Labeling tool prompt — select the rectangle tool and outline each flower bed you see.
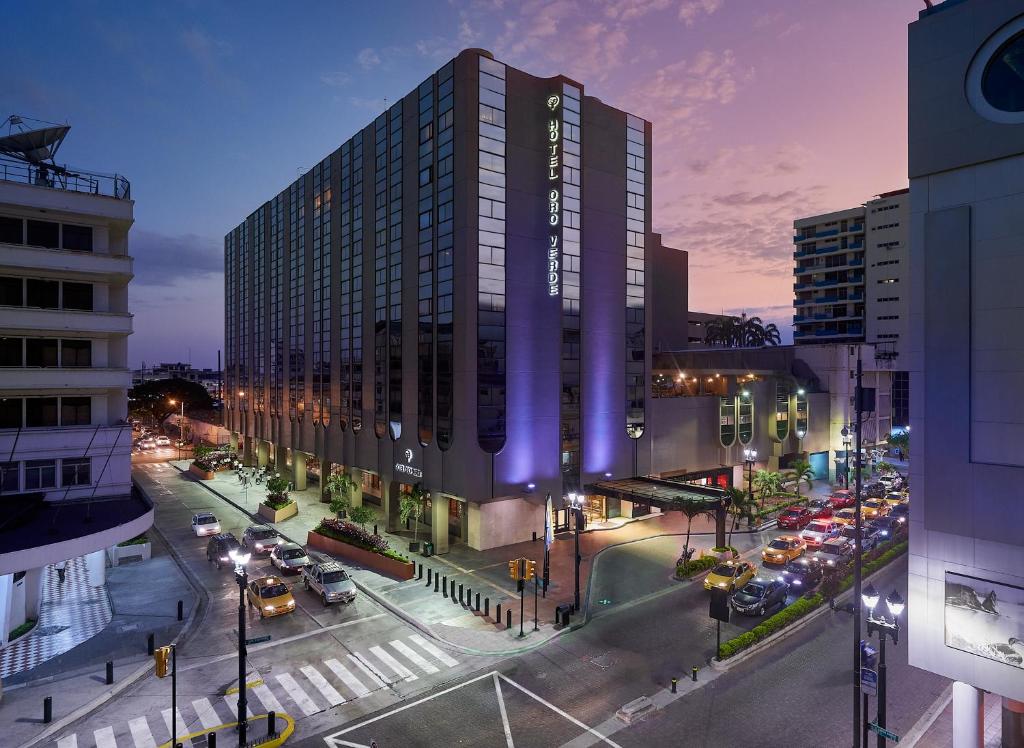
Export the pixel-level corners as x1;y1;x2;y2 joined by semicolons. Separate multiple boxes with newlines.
308;518;413;580
258;500;298;523
675;557;717;579
189;462;215;480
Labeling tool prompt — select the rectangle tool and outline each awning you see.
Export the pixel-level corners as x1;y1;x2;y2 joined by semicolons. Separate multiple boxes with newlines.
585;476;726;511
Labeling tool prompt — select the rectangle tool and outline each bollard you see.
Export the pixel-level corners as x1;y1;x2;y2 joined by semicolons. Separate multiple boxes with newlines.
496;603;502;623
484;598;490;617
442;576;448;597
450;579;456;599
671;678;678;694
475;592;480;611
43;696;52;724
427;568;433;585
177;599;183;621
691;666;698;682
418;563;423;580
268;710;277;735
532;531;537;542
459;583;464;603
373;524;378;536
506;609;512;629
466;587;471;606
106;660;114;685
147;632;155;656
207;732;217;748
434;574;439;592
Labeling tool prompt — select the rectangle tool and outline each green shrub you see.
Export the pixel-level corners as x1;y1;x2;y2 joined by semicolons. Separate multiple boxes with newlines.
8;618;37;641
710;545;739;557
117;534;149;547
263;495;294;511
675;557;717;579
314;519;409;563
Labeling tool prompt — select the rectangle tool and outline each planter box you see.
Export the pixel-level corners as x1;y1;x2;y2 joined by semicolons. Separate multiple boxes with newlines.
307;530;414;580
108;542;152;566
258;501;298;523
189;463;215;480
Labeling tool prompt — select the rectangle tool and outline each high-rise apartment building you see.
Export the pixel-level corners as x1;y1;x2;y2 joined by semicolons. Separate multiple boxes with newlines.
0;140;149;648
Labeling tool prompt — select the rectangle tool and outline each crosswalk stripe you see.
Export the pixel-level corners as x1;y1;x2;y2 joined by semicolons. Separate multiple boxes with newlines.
93;726;117;748
389;639;438;674
325;658;372;698
301;665;345;706
223;694;253;720
128;716;156;748
348;653;392;687
161;708;189;744
252;683;285;714
56;736;78;748
369;645;418;682
192;698;221;730
276;672;320;716
409;634;459;667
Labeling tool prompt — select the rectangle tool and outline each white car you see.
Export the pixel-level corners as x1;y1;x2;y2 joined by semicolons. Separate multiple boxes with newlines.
191;512;221;536
138;437;157;450
799;520;840;550
155;436;171;447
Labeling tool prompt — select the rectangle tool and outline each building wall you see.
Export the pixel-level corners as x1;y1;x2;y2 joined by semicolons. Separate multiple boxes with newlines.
864;190;910;360
908;0;1024;703
650;234;689;352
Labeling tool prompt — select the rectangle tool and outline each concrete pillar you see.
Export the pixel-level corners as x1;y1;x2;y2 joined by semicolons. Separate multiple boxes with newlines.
431;495;450;555
257;440;269;468
84;550;106;587
952;681;984;748
230;432;239;451
23;567;44;619
380;481;394;532
350;468;364;508
1004;698;1024;748
293;451;307;491
0;574;12;648
320;461;333;503
242;436;253;466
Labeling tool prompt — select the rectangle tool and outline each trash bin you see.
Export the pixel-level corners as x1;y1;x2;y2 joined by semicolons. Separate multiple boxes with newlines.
555;603;572;628
422;542;434;557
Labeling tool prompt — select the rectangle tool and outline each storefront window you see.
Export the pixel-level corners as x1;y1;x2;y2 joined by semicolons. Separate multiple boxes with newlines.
774;381;790;441
719;397;736;447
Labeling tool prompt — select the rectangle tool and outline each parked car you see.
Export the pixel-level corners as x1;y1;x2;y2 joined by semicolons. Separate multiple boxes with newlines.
731;579;789;617
270;542;312;573
840;524;880;552
833;508;859;526
776;506;813;531
242;525;281;554
761;535;806;565
302;561;357;605
704;560;757;592
206;533;242;569
245;576;295;618
191;512;221;536
778;557;824;590
800;520;840;549
883;491;908;507
828;489;856;509
862;499;890;520
155;436;171;447
888;503;910;524
868;517;905;542
807;498;834;520
811;537;854;569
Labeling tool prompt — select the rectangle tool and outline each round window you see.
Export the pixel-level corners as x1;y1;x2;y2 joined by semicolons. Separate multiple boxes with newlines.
982;32;1024;112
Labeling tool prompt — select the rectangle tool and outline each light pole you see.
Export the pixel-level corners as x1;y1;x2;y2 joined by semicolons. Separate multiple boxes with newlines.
862;583;904;747
567;492;584;612
229;549;251;746
743;447;757;504
842;426;852;489
796;428;806;455
169;398;185;459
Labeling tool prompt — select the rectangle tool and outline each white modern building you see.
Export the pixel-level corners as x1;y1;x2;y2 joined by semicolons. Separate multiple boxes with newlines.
0;138;151;649
909;0;1024;744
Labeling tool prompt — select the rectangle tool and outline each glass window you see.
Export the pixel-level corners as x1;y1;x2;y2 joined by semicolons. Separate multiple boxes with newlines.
61;457;91;487
25;338;59;367
26;279;59;308
62;282;93;311
61;339;91;367
25;459;56;490
983;32;1024;112
0;337;22;366
0;397;21;428
62;224;93;252
0;216;22;244
0;276;23;306
61;396;91;426
0;462;18;493
26;220;59;249
26;397;58;427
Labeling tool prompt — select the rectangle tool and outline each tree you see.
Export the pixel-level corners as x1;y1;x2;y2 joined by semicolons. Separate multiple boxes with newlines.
887;431;909;458
398;483;429;547
724;487;755;547
326;471;358;517
348;505;375;530
785;459;815;499
669;497;715;561
129;378;213;425
752;469;782;508
704;313;782;348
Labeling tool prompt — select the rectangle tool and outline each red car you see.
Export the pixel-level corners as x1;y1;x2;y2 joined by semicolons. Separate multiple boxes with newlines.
807;498;834;520
776;506;813;530
829;490;856;509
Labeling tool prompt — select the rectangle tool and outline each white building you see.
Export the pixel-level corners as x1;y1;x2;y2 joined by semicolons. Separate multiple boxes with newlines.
0;146;151;648
909;1;1024;744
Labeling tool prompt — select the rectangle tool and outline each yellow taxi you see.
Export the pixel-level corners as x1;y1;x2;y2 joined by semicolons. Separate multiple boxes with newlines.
704;560;757;592
246;576;296;618
862;499;891;520
833;508;859;526
761;535;806;565
883;491;909;508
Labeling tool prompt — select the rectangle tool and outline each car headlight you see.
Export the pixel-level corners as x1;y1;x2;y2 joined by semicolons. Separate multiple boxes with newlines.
793;580;802;585
718;582;727;588
264;605;274;611
286;600;294;607
255;543;264;550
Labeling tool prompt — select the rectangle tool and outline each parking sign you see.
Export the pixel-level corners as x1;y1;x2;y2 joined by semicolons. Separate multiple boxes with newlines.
861;667;878;696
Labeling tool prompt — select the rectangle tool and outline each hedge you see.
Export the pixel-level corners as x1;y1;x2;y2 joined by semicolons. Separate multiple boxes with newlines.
717;539;909;660
675;557;717;579
314;519;410;564
117;534;149;547
8;618;37;641
263;495;294;511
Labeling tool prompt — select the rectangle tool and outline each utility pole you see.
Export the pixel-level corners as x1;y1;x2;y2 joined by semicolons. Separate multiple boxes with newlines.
853;353;864;747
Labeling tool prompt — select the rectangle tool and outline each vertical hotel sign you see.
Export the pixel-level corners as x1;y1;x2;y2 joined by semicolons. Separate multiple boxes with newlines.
547;94;561;297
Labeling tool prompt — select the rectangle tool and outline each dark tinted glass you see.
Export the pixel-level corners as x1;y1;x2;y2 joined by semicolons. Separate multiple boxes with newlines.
26;397;59;427
62;224;93;251
61;396;91;426
0;216;23;244
0;276;23;306
61;339;91;367
983;33;1024;112
25;338;59;367
26;220;59;248
62;282;93;310
26;279;59;308
0;398;21;428
0;337;22;366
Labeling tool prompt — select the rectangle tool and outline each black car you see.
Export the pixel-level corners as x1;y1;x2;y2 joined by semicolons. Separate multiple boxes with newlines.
864;482;886;499
868;517;904;542
840;524;880;552
777;557;824;590
889;503;910;523
206;533;242;569
731;579;789;616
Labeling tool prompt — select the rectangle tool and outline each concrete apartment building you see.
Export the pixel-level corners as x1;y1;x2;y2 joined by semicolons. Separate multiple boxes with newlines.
0;140;150;648
908;0;1024;743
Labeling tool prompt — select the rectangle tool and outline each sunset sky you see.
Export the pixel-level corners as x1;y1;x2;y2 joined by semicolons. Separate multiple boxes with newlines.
3;0;917;369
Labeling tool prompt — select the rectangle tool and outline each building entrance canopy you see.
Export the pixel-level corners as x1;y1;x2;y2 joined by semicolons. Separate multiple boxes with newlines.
586;476;726;512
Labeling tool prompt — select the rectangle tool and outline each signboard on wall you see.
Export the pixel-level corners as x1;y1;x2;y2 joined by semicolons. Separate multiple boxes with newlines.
944;571;1024;670
395;447;423;479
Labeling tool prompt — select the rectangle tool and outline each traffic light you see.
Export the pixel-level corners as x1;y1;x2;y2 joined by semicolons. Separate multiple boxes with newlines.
154;646;171;678
508;560;519;580
525;559;536;581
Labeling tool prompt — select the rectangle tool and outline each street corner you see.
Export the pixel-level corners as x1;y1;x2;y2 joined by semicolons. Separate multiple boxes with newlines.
321;670;619;748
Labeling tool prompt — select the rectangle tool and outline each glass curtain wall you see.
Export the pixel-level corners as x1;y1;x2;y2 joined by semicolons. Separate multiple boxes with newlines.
373;114;388;438
560;83;582;487
252;209;266;414
625;115;647;439
417;78;434;446
436;61;456;450
238;223;249;415
388;103;403;440
270;194;285;418
351;138;365;433
288;178;305;419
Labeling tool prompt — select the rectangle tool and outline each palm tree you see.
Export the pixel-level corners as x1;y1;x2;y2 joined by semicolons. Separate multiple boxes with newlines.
752;469;783;508
724;487;755;547
670;497;715;561
785;459;815;499
704;314;782;348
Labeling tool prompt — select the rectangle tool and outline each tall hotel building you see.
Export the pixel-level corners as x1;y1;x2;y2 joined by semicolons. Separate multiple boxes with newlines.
225;49;663;552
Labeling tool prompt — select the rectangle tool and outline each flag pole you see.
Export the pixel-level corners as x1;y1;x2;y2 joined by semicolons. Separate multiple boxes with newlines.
543;492;552;597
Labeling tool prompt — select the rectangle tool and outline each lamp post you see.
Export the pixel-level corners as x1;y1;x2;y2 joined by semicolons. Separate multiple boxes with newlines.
796;429;806;455
743;447;757;504
842;426;852;489
229;549;251;746
861;583;904;747
169;398;185;460
567;492;584;612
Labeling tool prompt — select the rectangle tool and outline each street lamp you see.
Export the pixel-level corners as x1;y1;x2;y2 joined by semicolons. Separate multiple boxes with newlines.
861;583;904;747
229;549;251;746
796;429;806;454
841;426;852;489
743;447;758;505
567;492;584;612
169;398;185;459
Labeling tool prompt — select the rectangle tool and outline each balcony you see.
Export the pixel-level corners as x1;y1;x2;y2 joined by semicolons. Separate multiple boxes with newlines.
813;294;839;304
815;229;839;238
0;306;133;335
794;282;809;290
849;257;864;266
848;292;864;301
849;241;863;249
795;298;810;306
1;157;130;200
0;243;133;280
849;223;863;232
814;279;838;287
0;367;131;390
815;245;841;255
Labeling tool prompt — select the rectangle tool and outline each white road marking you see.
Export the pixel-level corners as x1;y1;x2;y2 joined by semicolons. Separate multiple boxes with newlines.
498;673;623;748
302;664;346;706
493;672;515;748
348;652;392;687
252;683;285;714
369;645;417;682
276;672;320;716
56;736;78;748
192;697;221;729
325;658;372;698
409;634;459;667
93;726;117;748
389;639;438;674
161;708;189;743
223;693;252;720
128;716;156;748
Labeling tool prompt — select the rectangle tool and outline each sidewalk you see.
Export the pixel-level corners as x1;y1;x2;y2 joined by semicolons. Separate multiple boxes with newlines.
0;527;198;747
905;685;1004;747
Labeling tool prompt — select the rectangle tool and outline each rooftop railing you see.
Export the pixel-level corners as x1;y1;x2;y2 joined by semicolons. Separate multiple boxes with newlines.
0;157;131;200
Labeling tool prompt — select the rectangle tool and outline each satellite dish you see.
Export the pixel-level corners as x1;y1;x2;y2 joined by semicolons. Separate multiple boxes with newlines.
0;115;70;167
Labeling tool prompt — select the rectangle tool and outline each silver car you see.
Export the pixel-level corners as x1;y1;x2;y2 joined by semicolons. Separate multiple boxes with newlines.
302;562;358;605
270;542;311;573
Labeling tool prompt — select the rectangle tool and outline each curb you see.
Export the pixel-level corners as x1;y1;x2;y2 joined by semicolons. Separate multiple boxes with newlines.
172;463;569;658
20;478;211;748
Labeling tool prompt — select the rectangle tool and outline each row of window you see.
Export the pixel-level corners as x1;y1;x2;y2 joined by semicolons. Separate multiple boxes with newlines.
0;215;93;252
561;83;583;479
871;203;901;213
877;315;900;320
0;337;91;367
874;259;900;267
877;240;901;249
0;396;92;428
0;457;91;493
876;222;901;230
877;278;899;284
877;296;900;302
0;275;94;310
625;113;647;441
